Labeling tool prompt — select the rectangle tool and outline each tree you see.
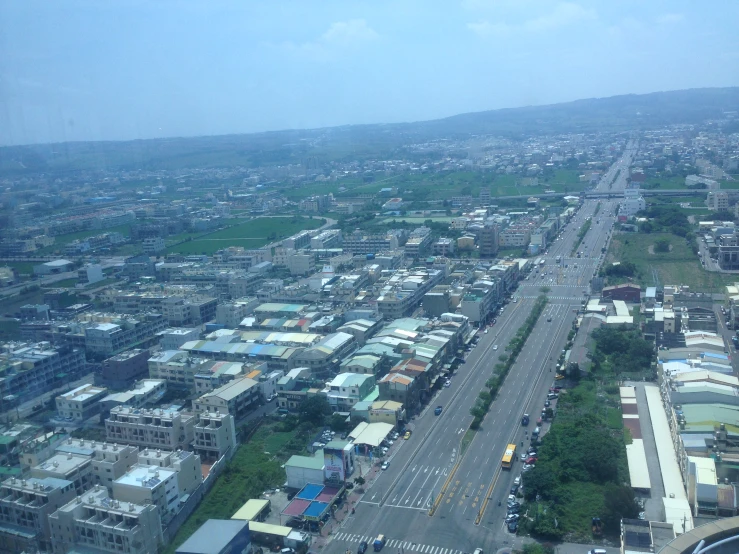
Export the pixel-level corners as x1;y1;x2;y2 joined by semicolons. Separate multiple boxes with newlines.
329;413;349;432
601;483;639;534
299;396;331;427
354;476;365;487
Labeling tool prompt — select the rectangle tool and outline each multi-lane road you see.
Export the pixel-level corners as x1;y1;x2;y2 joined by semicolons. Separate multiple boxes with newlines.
324;149;636;554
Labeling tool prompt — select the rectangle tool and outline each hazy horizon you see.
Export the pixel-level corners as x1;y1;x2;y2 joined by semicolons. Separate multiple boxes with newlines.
2;0;738;147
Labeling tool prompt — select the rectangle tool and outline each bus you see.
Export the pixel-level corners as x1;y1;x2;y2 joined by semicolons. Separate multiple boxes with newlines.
538;259;545;268
501;444;517;469
555;255;562;264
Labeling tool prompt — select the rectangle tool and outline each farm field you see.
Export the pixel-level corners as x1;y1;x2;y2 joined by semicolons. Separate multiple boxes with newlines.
166;216;325;255
606;232;734;292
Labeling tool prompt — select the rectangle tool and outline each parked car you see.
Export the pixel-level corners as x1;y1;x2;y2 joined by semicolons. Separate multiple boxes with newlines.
434;406;443;416
507;521;518;533
381;461;390;470
404;431;412;440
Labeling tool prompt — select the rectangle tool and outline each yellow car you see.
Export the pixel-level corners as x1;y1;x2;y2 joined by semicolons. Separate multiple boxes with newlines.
404;431;412;440
555;374;565;380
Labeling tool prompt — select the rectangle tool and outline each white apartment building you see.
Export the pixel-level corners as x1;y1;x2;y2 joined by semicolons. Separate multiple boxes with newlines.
56;384;108;422
432;238;456;256
215;298;259;328
0;476;77;553
112;465;180;522
105;406;196;450
136;448;202;496
142;237;165;254
49;486;163;554
192;377;260;419
31;453;93;495
499;227;532;247
148;350;211;389
706;191;729;211
191;411;238;461
159;327;200;350
620;186;646;216
55;439;139;491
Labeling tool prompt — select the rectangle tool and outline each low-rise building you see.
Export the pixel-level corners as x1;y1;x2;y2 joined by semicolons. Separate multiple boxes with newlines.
105;406;196;451
55;439;139;491
159;327;201;350
31;452;93;495
55;384;108;422
99;379;168;417
175;519;251;554
0;476;77;553
113;465;180;522
142;236;166;254
136;449;202;496
192;377;260;418
191;411;238;461
324;373;376;412
49;486;163;554
148;350;211;389
101;349;151;388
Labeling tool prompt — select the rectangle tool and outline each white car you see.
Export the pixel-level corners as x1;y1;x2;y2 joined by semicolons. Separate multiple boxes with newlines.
381;461;390;470
493;345;498;351
484;329;488;334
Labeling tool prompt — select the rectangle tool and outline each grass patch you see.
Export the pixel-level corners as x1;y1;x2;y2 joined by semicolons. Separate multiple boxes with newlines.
460;429;476;456
52;278;78;288
606;232;734;292
2;262;35;276
167;216;325;255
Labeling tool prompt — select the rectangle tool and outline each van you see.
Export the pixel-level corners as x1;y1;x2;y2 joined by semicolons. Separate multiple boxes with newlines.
587;550;607;554
532;427;540;437
373;535;386;551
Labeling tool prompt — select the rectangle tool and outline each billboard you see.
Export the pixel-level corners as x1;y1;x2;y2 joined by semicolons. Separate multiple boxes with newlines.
324;447;345;482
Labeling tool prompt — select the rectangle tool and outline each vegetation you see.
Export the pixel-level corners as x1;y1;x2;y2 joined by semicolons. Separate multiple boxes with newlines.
166;216;325;255
469;296;548;429
589;327;655;381
637;204;691;237
521;379;637;540
571;219;591;256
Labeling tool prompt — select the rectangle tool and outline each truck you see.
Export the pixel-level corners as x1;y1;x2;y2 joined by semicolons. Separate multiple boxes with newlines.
521;413;529;426
373;535;386;551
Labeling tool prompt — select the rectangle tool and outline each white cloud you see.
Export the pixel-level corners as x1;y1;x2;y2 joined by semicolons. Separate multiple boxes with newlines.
274;19;379;62
657;13;684;25
468;2;596;37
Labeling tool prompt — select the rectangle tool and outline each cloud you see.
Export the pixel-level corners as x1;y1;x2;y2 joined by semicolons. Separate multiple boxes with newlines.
468;2;596;37
656;13;684;25
273;19;379;62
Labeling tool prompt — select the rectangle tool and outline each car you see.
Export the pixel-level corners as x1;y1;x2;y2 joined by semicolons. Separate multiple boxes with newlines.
544;400;551;407
638;512;645;520
522;464;534;472
381;447;389;454
525;456;537;464
512;298;517;303
520;453;528;461
381;461;390;470
358;542;368;554
527;447;536;455
507;521;518;533
434;406;443;416
404;431;412;440
505;514;520;523
547;393;559;399
547;317;552;322
513;475;521;486
510;484;519;495
444;380;451;388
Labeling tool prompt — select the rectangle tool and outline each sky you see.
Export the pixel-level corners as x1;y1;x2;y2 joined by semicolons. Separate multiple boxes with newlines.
1;0;738;146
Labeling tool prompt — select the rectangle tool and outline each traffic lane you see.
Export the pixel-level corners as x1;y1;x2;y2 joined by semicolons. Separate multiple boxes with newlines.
434;303;575;520
366;301;534;508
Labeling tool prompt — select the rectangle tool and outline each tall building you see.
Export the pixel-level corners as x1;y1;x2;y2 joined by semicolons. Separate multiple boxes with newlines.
477;221;499;257
105;406;196;450
191;411;238;461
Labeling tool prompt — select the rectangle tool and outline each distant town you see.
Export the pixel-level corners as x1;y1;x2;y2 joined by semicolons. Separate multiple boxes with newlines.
1;105;739;554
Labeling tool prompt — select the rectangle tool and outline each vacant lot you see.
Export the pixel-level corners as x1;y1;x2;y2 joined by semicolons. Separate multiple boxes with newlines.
606;232;733;291
167;216;325;255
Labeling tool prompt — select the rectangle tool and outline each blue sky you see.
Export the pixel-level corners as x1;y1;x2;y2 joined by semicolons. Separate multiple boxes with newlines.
1;0;737;145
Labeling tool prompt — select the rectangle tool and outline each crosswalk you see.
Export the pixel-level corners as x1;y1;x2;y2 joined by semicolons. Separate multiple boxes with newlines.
332;533;464;554
517;295;584;301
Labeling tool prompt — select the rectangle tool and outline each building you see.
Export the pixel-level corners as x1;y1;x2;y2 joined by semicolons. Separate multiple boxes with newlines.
324;373;376;412
105;406;196;450
175;519;251;554
159;327;201;350
55;439;139;491
78;263;104;285
0;342;86;404
135;449;202;496
162;296;217;326
148;350;212;389
19;303;50;321
601;283;641;303
0;476;76;553
477;221;499;257
215;298;259;328
101;349;151;388
706;191;729;211
292;332;357;377
191;411;238;461
432;238;455;256
192;377;260;419
55;384;108;422
49;486;163;554
31;453;93;495
33;260;73;276
621;186;646;216
113;465;180;523
99;379;168;417
142;237;166;254
342;230;400;255
82;313;168;358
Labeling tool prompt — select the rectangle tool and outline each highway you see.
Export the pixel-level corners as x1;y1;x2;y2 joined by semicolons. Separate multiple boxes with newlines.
324;148;636;554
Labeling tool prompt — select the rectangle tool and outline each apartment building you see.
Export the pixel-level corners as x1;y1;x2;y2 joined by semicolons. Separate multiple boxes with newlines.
112;465;180;522
193;361;247;396
215;298;259;328
273;247;315;276
477;221;499;257
0;476;77;553
101;349;150;388
161;296;217;326
432;237;456;256
49;486;163;554
499;226;532;247
136;449;202;496
282;230;313;250
99;379;168;417
707;191;729;212
192;377;260;419
159;327;200;350
0;342;86;403
148;350;211;389
56;384;108;422
342;230;400;255
191;411;238;461
404;228;433;258
31;453;93;495
142;236;166;254
105;406;196;451
55;439;138;491
82;313;168;358
324;373;376;412
621;186;647;216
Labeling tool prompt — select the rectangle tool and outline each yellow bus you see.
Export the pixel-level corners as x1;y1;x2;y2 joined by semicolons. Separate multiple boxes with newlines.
501;444;516;469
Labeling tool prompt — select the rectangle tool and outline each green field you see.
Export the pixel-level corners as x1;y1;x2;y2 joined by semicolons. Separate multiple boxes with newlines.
166;216;325;255
606;232;733;291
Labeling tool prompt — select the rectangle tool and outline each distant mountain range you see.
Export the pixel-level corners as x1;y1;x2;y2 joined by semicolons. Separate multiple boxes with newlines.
1;87;738;175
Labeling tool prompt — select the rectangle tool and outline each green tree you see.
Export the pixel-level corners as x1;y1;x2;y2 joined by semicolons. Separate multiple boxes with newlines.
654;238;670;252
299;396;331;427
329;413;349;432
